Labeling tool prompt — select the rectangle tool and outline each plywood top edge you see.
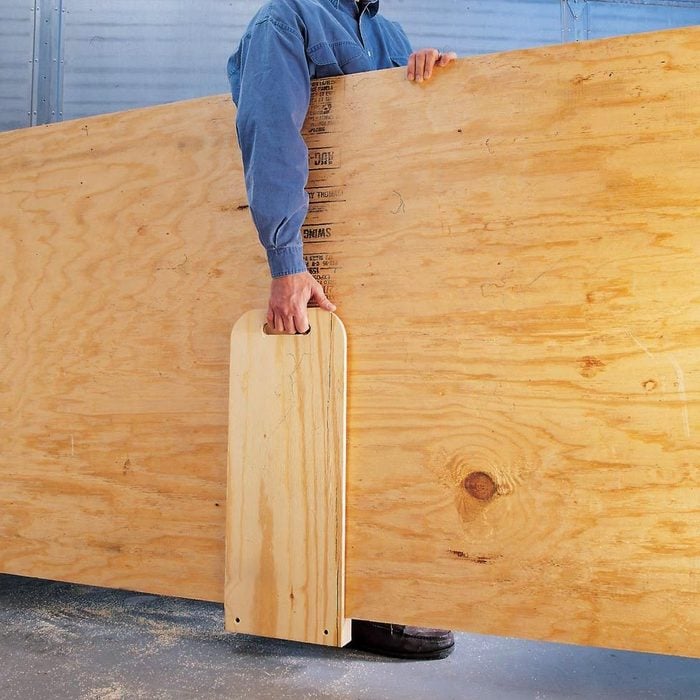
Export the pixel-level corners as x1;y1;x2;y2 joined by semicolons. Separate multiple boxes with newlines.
463;22;700;66
0;93;234;143
342;24;700;89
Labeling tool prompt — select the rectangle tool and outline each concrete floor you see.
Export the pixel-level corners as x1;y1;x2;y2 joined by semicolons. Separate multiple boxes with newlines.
0;575;697;700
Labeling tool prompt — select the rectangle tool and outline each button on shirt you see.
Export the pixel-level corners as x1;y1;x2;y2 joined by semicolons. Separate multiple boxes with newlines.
227;0;413;278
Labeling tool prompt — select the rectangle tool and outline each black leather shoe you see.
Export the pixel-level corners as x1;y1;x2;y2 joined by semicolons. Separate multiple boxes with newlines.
350;620;455;660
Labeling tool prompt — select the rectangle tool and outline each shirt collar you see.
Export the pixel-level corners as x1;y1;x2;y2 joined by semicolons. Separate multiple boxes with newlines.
333;0;380;18
362;0;380;18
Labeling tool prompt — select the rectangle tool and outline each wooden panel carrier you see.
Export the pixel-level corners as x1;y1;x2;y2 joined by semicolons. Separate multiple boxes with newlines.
226;309;350;646
0;26;698;657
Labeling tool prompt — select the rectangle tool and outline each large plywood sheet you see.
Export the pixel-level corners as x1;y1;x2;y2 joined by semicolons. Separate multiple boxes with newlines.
1;27;699;657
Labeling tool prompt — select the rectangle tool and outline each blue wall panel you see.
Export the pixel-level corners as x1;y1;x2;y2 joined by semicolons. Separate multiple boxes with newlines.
59;0;251;117
382;0;561;55
587;0;700;39
0;1;35;131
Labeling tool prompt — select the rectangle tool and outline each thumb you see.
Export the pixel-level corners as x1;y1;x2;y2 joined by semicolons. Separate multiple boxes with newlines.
311;283;336;312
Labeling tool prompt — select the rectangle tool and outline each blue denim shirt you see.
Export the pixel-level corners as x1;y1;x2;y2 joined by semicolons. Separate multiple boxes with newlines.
227;0;412;277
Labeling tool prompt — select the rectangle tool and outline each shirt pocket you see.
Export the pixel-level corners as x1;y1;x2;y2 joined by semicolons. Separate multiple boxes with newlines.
307;40;368;78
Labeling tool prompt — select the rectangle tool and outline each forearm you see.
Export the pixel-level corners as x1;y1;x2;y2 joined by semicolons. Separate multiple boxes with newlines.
230;17;312;278
236;112;309;277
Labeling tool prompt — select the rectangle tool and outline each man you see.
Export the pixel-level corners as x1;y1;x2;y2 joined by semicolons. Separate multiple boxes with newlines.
228;0;456;659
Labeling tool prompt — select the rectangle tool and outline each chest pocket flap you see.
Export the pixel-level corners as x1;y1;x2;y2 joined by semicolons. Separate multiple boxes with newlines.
307;40;365;68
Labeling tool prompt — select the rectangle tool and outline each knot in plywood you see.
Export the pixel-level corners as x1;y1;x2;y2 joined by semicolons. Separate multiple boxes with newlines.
463;471;498;502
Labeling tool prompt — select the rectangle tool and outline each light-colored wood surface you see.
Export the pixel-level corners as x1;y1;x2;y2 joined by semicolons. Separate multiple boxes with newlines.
0;96;249;600
225;309;349;646
1;26;699;657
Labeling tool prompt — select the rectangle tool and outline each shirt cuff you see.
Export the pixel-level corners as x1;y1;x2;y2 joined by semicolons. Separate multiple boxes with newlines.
267;245;307;278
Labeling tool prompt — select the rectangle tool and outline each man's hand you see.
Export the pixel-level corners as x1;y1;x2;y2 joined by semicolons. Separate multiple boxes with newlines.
407;49;457;82
267;271;336;334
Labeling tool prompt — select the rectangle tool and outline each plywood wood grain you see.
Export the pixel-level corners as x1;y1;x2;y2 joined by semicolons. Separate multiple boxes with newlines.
225;309;349;646
1;26;699;657
0;96;250;600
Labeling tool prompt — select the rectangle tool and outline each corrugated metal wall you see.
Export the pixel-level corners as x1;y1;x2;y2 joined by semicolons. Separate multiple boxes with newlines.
587;0;700;39
0;0;35;131
383;0;561;54
1;0;700;132
59;0;252;118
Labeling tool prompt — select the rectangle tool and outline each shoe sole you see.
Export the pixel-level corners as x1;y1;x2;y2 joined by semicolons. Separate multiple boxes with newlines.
350;642;455;661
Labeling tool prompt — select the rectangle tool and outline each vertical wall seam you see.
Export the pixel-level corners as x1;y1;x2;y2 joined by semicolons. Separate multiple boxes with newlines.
32;0;63;125
56;0;65;121
29;0;40;125
561;0;590;42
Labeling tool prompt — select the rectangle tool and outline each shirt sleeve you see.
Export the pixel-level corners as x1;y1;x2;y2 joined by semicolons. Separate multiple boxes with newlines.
390;20;413;61
228;17;310;278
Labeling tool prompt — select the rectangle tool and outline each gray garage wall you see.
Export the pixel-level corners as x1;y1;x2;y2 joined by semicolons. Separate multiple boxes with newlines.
1;0;700;132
